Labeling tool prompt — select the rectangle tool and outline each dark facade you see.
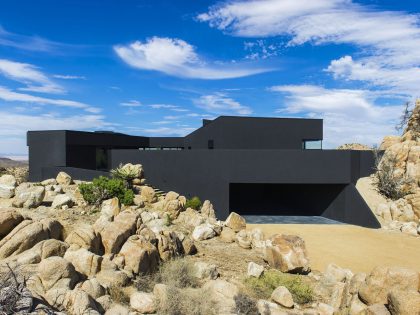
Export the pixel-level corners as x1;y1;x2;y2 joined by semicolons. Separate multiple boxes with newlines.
27;116;380;228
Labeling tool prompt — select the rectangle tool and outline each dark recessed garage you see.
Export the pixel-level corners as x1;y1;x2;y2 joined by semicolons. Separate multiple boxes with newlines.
229;183;346;216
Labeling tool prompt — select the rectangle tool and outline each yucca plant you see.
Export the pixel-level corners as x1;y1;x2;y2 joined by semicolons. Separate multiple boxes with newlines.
111;163;142;188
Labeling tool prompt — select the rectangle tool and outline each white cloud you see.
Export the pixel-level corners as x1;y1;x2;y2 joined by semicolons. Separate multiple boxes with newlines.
126;126;195;136
0;59;64;94
199;0;420;96
0;86;100;113
149;104;189;112
120;100;142;107
0;111;109;155
194;93;252;115
114;36;271;79
53;74;86;80
271;84;402;148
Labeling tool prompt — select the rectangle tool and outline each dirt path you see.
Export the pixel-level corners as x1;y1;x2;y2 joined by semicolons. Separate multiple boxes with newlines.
249;224;420;274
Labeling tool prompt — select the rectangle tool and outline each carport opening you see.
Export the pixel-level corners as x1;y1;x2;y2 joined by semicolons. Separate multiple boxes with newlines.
229;183;346;216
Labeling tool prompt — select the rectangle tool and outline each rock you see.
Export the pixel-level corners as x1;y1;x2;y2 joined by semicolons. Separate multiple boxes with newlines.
249;228;266;250
192;223;219;241
95;295;113;312
13;183;45;208
133;195;144;207
156;231;183;261
400;222;418;236
140;186;157;203
95;269;130;288
380;136;401;151
0;174;16;198
225;212;246;232
130;292;156;313
387;290;420;315
247;262;264;278
78;278;106;299
236;229;252;249
56;171;72;185
100;210;138;254
203;279;239;314
65;225;102;254
263;234;310;274
140;211;159;223
349;297;368;315
105;304;130;315
0;219;62;259
37;256;79;292
193;261;219;279
153;283;169;306
119;235;159;275
359;266;419;305
256;299;285;315
271;286;294;308
389;199;415;222
175;208;206;227
61;288;100;315
375;203;393;222
181;237;197;255
316;302;335;315
324;263;353;282
41;178;57;186
220;226;236;243
93;215;112;235
201;200;216;218
0;209;23;237
405;193;420;219
365;304;391;315
101;197;121;219
64;247;102;277
51;194;73;209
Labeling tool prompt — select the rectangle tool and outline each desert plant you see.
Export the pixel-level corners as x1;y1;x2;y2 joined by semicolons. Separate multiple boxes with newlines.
185;196;202;210
163;213;173;226
244;269;314;305
108;284;130;305
154;257;199;289
373;149;412;200
78;176;134;206
111;163;141;188
395;101;413;133
234;293;259;315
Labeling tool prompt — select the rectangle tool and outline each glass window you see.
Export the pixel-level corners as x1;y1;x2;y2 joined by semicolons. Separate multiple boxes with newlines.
303;140;322;149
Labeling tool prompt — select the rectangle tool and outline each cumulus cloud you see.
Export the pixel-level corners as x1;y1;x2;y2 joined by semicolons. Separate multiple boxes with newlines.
114;36;271;79
0;59;64;94
271;85;402;148
194;92;252;115
0;111;109;154
199;0;420;96
0;86;100;113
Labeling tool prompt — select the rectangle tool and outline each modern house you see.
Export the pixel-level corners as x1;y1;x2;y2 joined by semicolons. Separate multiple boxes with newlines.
27;116;381;228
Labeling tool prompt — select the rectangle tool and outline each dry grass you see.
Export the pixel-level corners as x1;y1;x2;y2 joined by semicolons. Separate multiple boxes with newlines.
108;284;130;305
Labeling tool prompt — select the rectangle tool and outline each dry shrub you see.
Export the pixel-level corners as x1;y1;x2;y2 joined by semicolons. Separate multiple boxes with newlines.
234;292;259;315
158;286;218;315
108;284;130;305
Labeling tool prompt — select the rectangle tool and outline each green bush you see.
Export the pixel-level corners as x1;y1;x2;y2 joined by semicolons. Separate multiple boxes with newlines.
244;270;314;305
78;176;134;206
185;196;202;210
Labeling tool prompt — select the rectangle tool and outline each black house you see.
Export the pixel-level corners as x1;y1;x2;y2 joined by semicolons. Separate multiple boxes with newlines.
27;116;380;228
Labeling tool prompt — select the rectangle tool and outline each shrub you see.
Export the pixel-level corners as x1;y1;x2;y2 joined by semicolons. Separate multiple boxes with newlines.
244;269;314;305
108;284;130;305
234;293;259;315
373;149;412;200
111;163;140;188
185;196;202;210
78;176;134;206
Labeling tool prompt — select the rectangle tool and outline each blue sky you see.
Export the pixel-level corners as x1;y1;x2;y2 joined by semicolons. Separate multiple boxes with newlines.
1;0;420;156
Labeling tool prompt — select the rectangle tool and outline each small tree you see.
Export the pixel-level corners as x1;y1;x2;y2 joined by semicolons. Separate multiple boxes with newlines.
395;101;413;133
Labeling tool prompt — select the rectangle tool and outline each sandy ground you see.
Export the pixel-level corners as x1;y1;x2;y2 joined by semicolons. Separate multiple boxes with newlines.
249;224;420;274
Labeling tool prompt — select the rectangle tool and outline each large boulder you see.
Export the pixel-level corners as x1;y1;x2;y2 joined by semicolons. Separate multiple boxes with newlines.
95;269;130;289
192;223;220;241
65;225;102;254
263;234;310;274
156;231;184;261
247;262;264;278
387;289;420;315
324;263;353;283
389;199;415;222
220;226;236;243
359;266;419;305
56;171;73;186
271;286;294;308
100;210;139;254
0;219;61;259
405;192;420;219
0;174;17;198
64;247;102;277
203;279;239;314
130;292;156;314
51;194;73;209
225;212;246;232
201;200;216;218
119;235;159;275
13;183;45;208
193;261;219;280
47;288;100;315
140;186;157;203
101;197;121;219
0;209;23;237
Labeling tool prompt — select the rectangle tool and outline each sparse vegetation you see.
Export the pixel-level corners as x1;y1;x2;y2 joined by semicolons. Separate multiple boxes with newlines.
78;176;134;206
244;269;314;305
108;284;130;305
395;101;413;133
163;213;173;226
154;258;199;289
373;148;412;200
185;196;202;210
234;293;259;315
111;163;140;188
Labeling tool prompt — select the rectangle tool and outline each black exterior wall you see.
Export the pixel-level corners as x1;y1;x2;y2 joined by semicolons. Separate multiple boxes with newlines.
26;116;380;228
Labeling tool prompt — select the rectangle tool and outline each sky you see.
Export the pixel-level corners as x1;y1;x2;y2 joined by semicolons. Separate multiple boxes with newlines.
1;0;420;156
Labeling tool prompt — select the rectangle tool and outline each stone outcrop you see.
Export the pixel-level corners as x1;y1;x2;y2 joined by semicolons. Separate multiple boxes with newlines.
225;212;246;232
271;286;294;308
263;234;311;273
65;225;101;254
13;183;45;208
0;174;17;198
0;209;23;237
387;289;420;315
119;235;159;275
56;171;73;186
64;247;102;277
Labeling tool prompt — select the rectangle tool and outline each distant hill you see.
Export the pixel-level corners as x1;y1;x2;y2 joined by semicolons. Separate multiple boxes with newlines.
0;157;28;168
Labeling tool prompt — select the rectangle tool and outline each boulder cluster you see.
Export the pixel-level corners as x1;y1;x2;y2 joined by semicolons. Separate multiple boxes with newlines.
0;165;419;314
374;100;420;236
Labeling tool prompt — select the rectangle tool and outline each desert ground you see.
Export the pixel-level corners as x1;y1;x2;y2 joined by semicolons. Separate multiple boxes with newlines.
250;223;420;274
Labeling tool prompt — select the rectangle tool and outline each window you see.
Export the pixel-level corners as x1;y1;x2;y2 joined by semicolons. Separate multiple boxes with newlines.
302;140;322;150
208;140;214;149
